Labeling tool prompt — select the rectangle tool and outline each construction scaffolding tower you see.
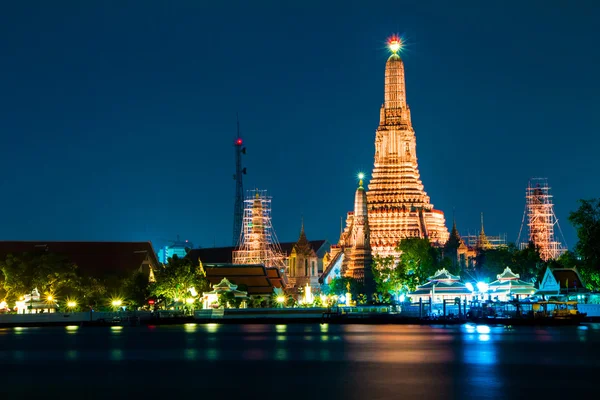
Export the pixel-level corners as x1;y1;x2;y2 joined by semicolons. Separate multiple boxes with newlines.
517;178;567;261
232;189;286;269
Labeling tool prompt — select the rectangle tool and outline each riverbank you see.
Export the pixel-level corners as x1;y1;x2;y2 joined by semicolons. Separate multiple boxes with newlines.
1;309;597;328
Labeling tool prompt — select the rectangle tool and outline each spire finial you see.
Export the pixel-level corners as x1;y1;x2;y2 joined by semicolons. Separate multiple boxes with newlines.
357;172;365;188
480;212;485;233
387;34;403;54
452;208;456;229
300;216;304;234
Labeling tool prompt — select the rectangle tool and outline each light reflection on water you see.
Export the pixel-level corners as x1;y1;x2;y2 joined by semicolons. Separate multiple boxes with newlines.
111;349;123;361
274;348;287;361
205;348;218;360
0;323;598;398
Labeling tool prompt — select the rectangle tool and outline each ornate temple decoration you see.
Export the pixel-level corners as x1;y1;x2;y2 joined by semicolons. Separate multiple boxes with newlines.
367;35;449;257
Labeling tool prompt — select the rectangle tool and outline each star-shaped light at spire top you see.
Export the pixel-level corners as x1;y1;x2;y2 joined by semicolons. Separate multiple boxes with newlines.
387;34;403;54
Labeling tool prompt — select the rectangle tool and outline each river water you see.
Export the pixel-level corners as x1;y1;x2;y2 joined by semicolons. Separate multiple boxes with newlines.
0;323;598;398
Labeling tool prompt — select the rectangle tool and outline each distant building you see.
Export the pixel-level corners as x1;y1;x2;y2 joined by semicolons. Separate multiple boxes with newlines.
446;213;507;269
287;223;321;288
158;236;193;264
0;241;160;281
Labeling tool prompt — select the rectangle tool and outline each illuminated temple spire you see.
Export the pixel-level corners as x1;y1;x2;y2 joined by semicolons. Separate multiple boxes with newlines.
367;35;449;257
348;173;373;285
476;212;492;250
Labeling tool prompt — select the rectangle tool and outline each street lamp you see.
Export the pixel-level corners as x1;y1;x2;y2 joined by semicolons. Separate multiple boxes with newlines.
276;295;286;308
111;299;123;310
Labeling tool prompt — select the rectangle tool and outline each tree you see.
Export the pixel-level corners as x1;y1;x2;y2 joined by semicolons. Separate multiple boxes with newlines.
476;243;543;284
325;276;363;297
0;252;83;303
149;255;209;305
397;238;441;291
569;198;600;289
372;255;403;295
122;270;151;308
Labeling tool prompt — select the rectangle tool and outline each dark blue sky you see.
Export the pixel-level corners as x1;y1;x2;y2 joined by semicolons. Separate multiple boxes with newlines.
1;1;598;251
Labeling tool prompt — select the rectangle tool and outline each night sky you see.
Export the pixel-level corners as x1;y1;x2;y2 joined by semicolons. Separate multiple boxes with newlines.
1;1;599;251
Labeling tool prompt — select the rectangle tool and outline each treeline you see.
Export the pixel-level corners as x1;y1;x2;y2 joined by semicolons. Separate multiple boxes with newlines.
0;253;210;311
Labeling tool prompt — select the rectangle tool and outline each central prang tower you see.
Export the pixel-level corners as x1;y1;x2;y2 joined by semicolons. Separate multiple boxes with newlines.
367;36;449;257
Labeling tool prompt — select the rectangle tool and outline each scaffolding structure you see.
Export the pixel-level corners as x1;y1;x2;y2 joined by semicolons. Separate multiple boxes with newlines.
232;189;286;268
517;178;566;261
462;233;508;249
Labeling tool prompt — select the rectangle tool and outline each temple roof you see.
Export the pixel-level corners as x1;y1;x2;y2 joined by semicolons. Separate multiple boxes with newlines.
427;268;460;282
213;277;237;290
495;267;520;281
202;263;285;295
292;221;314;256
411;280;471;295
489;278;534;292
476;213;492;250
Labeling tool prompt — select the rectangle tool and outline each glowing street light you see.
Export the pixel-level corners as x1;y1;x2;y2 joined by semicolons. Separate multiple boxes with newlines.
276;295;286;307
111;299;123;307
67;301;77;309
185;298;195;305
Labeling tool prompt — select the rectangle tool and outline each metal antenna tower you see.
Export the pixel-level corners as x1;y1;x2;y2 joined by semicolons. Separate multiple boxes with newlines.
232;114;246;246
517;178;567;261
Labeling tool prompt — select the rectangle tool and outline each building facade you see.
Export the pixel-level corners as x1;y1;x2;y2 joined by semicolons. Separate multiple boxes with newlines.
287;223;320;288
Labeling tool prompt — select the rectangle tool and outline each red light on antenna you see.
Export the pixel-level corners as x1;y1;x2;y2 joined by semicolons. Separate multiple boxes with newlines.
235;138;243;145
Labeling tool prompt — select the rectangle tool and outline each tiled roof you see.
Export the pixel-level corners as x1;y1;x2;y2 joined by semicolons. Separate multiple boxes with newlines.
552;269;585;290
203;263;285;295
496;267;520;281
427;268;461;282
0;241;159;277
411;280;472;295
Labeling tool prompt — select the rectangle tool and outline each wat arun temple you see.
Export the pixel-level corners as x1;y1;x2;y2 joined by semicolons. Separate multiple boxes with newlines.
366;35;449;257
321;36;449;285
